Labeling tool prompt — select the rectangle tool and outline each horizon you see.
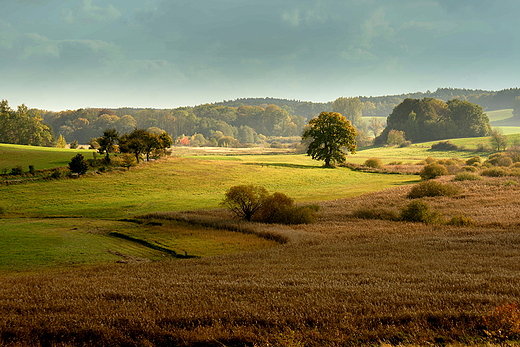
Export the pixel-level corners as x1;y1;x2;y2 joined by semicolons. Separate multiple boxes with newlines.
2;1;520;111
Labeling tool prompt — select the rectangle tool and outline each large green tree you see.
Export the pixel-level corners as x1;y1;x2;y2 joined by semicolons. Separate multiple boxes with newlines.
302;111;357;168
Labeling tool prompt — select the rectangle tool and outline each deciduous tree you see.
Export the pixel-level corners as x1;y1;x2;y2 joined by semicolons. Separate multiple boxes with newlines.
97;128;119;163
301;112;357;168
221;185;269;221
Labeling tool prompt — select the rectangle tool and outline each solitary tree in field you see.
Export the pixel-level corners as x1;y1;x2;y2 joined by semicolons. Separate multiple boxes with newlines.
302;111;357;168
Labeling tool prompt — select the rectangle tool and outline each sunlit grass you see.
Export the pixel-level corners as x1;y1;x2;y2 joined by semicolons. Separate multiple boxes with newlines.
2;156;417;219
0;143;96;172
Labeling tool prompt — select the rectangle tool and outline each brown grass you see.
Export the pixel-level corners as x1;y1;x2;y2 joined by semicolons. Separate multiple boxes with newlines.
2;177;520;346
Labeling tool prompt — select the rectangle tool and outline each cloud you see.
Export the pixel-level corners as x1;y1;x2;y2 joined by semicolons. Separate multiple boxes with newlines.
340;47;378;61
61;0;121;24
360;7;395;49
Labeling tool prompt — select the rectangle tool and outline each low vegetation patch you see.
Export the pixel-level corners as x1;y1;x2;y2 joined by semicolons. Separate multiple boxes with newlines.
447;214;475;227
420;163;449;180
454;172;482;181
364;157;385;169
399;199;441;224
351;207;399;221
407;180;462;199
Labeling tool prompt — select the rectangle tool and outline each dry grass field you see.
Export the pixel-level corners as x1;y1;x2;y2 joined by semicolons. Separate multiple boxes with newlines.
1;176;520;346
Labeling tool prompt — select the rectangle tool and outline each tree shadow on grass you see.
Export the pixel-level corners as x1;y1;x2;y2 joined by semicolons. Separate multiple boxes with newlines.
244;162;325;169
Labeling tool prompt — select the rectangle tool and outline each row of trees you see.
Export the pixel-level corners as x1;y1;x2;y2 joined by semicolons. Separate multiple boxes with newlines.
96;128;173;163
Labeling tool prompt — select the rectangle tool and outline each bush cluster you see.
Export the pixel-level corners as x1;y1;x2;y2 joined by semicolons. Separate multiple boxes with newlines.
407;181;462;199
419;163;449;180
364;158;384;169
223;185;319;224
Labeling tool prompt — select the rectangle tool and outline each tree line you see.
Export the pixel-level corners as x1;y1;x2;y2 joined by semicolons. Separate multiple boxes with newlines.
40;103;307;146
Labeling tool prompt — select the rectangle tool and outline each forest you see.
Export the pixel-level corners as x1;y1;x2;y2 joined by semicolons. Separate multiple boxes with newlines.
1;87;519;149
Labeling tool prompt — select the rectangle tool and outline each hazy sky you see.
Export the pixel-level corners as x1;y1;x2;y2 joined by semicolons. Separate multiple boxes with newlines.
1;0;519;111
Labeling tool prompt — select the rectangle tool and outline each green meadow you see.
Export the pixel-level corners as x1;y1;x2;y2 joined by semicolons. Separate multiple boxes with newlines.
0;143;95;173
0;146;419;273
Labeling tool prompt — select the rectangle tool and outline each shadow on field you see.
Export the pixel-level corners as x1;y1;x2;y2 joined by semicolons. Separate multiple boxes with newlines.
244;162;322;169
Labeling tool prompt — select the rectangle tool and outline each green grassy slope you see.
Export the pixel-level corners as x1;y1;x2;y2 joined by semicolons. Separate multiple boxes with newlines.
0;144;96;172
0;150;418;273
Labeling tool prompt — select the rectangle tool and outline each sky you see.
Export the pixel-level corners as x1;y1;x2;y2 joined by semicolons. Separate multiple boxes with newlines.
1;0;520;111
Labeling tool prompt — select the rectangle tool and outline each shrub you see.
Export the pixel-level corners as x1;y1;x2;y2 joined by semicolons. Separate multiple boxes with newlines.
454;172;482;181
481;167;510;177
69;140;79;149
477;142;492;152
10;166;23;176
50;169;63;179
466;156;482;166
399;140;412;148
69;154;88;175
407;181;462;199
254;192;294;223
447;215;474;227
486;153;509;166
400;200;440;224
28;165;35;175
431;141;459;151
364;157;384;169
462;165;478;172
424;157;437;164
276;205;319;224
419;163;448;180
387;129;406;146
352;208;398;221
497;156;513;167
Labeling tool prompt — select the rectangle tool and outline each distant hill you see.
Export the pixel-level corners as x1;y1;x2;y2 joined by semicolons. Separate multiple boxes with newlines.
215;87;520;118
